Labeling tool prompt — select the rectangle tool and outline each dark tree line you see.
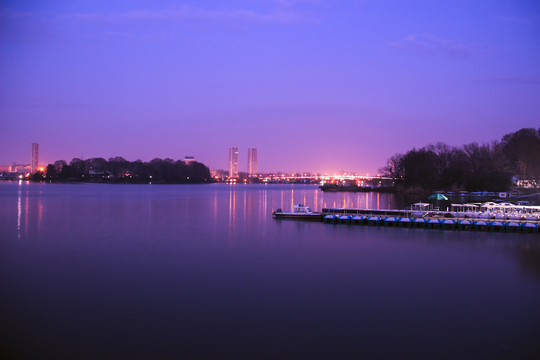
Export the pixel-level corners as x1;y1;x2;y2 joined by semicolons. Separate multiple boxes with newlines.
39;157;211;184
381;128;540;191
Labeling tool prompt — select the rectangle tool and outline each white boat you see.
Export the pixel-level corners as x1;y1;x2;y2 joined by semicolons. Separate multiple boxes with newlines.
524;214;539;221
507;214;523;220
273;204;323;221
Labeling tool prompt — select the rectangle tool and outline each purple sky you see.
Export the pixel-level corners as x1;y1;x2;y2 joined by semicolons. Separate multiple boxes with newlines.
1;0;539;174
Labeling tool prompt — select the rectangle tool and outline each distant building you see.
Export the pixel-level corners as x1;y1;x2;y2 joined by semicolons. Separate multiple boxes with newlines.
211;169;226;180
11;163;31;174
31;143;39;173
184;156;195;165
248;148;257;177
228;147;239;178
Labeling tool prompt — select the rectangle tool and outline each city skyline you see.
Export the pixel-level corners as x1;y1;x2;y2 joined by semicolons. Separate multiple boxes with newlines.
1;1;539;173
0;142;384;175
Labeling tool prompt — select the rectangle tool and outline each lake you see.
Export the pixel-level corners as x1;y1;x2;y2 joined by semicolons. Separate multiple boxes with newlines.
1;182;539;359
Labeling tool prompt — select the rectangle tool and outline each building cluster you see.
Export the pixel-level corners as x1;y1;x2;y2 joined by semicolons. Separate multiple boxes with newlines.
211;147;391;185
211;147;258;182
0;143;43;179
229;146;257;180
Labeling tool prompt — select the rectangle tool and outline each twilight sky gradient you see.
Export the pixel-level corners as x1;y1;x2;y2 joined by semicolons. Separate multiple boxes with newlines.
1;0;539;173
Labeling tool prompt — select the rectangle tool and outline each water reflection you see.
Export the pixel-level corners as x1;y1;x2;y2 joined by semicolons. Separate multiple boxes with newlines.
213;190;218;239
290;186;294;211
25;188;29;237
13;181;44;241
38;191;43;234
365;192;368;209
17;181;22;240
262;187;267;225
228;186;236;241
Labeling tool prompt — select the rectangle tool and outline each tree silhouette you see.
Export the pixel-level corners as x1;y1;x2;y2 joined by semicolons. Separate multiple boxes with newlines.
39;156;211;184
379;129;539;191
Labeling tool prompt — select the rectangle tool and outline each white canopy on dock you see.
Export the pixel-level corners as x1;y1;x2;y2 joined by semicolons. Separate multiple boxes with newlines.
451;203;478;208
481;202;498;207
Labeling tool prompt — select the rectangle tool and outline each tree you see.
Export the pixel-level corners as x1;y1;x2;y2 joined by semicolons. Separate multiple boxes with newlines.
381;132;517;191
400;148;439;190
88;158;107;172
31;171;44;182
59;165;73;180
501;128;540;186
53;160;67;173
70;158;87;179
45;164;57;180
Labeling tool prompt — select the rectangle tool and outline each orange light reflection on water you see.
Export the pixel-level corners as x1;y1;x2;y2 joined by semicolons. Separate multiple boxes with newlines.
17;182;22;240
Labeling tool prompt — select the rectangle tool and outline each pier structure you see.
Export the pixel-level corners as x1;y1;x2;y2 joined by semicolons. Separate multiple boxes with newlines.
315;207;540;233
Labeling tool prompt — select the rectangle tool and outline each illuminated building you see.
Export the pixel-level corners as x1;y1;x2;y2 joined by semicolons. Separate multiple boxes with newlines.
210;169;226;180
228;147;239;178
11;163;31;174
31;143;39;174
184;156;195;165
248;148;257;178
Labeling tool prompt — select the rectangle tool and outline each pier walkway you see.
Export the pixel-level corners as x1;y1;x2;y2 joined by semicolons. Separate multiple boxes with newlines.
316;208;540;233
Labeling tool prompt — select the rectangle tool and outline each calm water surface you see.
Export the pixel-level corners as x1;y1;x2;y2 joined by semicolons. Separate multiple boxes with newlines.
1;182;540;359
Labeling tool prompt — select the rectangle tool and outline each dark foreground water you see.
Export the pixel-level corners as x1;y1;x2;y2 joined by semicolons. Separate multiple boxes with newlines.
1;182;540;359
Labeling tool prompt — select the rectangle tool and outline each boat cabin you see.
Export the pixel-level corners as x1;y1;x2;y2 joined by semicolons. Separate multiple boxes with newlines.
293;204;313;213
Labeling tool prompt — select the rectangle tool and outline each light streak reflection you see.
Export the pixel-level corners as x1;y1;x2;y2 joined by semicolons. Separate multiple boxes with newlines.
17;181;22;240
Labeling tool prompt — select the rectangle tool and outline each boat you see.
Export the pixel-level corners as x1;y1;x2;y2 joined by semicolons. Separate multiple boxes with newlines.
442;219;456;229
399;217;413;227
339;215;351;224
323;214;338;223
352;215;365;224
273;204;324;221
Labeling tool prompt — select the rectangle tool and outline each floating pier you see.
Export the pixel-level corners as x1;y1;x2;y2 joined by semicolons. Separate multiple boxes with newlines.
317;208;540;233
